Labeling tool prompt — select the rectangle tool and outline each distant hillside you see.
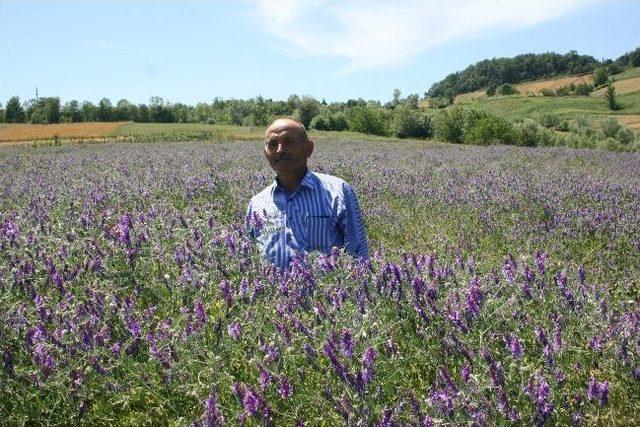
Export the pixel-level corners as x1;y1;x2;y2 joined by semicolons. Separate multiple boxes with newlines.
427;48;640;99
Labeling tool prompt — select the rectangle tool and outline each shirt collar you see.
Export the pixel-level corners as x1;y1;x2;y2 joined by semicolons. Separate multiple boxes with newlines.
271;168;315;194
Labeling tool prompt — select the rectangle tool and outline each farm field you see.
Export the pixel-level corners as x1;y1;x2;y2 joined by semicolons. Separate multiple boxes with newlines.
0;122;129;143
1;138;639;425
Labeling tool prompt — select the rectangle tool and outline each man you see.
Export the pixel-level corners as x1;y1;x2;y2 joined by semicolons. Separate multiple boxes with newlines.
246;118;369;269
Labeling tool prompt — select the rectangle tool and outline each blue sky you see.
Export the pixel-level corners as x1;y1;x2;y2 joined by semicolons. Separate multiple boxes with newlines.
1;0;638;106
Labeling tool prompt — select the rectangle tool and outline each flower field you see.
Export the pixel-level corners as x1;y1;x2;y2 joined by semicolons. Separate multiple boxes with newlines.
1;139;639;425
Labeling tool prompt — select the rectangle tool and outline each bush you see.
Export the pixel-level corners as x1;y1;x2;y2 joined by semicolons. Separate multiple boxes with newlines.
555;86;570;97
538;113;561;129
485;85;496;96
605;84;618;110
434;108;466;143
346;106;389;136
540;88;555;97
601;118;621;138
616;127;636;145
514;119;541;147
327;112;348;131
391;107;433;139
465;114;518;145
557;120;570;132
573;116;593;136
574;83;594;96
310;115;330;131
496;84;519;95
594;67;608;88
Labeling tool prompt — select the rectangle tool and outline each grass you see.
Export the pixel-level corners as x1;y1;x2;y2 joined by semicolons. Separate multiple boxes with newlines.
458;91;640;121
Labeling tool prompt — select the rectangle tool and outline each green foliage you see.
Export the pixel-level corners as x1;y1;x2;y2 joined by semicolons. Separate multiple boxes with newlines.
390;107;433;139
601;118;621;138
61;100;84;122
82;101;98;122
605;83;618;110
594;67;609;88
540;88;555;97
485;85;496;96
616;127;636;145
97;98;114;121
496;84;519;95
465;114;518;145
427;50;600;98
346;106;389;136
26;97;61;124
538;112;561;129
573;83;594;95
292;96;321;128
4;96;26;123
434;107;466;143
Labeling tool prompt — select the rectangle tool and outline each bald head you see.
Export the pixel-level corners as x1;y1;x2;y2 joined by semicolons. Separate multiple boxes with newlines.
265;118;309;144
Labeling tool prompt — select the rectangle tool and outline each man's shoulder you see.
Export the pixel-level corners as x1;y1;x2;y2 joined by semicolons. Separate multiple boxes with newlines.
249;184;275;207
310;171;350;193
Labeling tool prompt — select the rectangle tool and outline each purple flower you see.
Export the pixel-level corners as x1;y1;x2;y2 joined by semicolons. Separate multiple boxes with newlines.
194;299;207;326
203;386;223;426
242;387;261;416
227;322;241;340
278;375;293;399
219;280;233;307
342;329;355;358
258;366;273;390
465;276;484;319
461;365;471;383
508;334;523;360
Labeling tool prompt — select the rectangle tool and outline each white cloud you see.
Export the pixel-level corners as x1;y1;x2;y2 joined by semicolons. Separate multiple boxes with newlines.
252;0;603;70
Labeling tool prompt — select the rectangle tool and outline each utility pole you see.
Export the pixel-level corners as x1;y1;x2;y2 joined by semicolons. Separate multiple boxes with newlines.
36;86;39;101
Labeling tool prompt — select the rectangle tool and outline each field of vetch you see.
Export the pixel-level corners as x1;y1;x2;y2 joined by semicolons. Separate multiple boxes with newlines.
1;138;639;425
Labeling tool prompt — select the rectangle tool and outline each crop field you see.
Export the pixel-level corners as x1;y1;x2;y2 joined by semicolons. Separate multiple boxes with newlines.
0;122;130;143
1;138;639;425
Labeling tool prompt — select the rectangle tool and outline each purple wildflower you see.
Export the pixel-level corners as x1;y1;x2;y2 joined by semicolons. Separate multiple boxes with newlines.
227;322;241;340
278;374;293;399
341;329;355;358
203;386;224;426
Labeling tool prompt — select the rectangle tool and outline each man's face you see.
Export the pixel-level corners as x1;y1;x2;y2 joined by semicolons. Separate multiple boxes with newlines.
264;120;313;175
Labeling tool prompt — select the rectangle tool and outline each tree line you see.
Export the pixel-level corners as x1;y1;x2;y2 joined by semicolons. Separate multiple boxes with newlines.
0;91;435;139
426;48;640;99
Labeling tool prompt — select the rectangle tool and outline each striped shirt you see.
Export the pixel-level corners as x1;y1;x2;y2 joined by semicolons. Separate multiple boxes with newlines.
246;169;369;269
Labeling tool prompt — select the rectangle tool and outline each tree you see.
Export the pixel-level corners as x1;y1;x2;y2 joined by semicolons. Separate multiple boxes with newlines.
97;98;113;121
82;101;97;122
5;96;26;123
25;97;60;124
293;96;320;128
0;102;4;123
605;83;618;110
593;67;608;88
61;100;83;122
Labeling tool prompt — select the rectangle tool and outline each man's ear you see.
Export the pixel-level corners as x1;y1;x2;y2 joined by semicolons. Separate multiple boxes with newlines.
306;138;314;158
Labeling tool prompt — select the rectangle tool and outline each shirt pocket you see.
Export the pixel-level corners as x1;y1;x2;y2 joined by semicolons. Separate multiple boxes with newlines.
304;213;335;251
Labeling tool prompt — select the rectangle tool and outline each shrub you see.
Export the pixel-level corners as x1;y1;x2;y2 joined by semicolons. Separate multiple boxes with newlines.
574;83;594;96
514;119;541;146
465;114;518;145
346;106;389;136
573;116;593;136
540;88;555;97
555;86;570;97
434;108;466;143
538;113;561;129
310;115;330;131
594;67;608;88
391;107;433;139
605;83;618;110
601;118;621;138
557;120;570;132
496;84;519;95
616;127;636;145
327;112;348;131
485;85;496;96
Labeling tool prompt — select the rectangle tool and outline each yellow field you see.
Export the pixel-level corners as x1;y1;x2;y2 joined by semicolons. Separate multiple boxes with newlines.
0;122;129;143
616;114;640;130
593;76;640;97
515;74;594;96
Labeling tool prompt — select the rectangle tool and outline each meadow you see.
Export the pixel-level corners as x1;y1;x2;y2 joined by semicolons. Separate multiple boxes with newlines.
1;137;639;425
